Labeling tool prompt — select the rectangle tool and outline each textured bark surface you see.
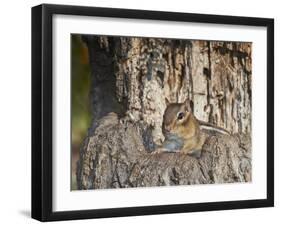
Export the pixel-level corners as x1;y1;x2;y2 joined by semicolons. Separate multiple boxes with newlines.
77;112;251;189
77;36;252;190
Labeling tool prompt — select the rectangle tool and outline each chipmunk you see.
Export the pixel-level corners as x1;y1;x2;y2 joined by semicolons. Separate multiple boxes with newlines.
160;98;230;157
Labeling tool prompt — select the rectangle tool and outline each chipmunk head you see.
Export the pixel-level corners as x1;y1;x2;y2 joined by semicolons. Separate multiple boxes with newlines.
162;98;194;137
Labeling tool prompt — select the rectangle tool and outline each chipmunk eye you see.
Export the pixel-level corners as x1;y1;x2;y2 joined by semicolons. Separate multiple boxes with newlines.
177;112;185;120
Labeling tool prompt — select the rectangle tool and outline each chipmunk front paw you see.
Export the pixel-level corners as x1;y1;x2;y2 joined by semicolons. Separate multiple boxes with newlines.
187;149;202;158
152;147;180;155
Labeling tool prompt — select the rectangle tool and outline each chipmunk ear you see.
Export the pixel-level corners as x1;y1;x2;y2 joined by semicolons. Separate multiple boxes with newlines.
165;98;170;106
184;99;194;112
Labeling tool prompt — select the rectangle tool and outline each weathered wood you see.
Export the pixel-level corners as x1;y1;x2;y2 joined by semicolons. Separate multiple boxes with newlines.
77;113;251;189
76;36;252;190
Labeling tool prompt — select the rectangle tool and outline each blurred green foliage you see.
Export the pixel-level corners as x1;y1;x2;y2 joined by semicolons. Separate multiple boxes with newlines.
71;34;91;190
71;34;91;146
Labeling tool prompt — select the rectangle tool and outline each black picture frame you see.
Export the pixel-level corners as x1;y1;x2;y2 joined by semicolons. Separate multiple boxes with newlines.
32;3;274;222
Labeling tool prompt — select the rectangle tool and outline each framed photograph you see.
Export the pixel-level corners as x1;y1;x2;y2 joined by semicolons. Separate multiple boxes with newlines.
32;4;274;221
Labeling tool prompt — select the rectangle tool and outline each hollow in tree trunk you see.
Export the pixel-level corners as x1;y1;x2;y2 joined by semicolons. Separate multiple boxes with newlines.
76;36;252;190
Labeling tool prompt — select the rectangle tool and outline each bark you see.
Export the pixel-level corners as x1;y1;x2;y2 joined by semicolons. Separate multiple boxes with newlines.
77;36;252;190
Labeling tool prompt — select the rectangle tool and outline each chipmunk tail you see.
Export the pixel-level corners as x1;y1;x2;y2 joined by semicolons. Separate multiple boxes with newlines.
198;120;230;135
